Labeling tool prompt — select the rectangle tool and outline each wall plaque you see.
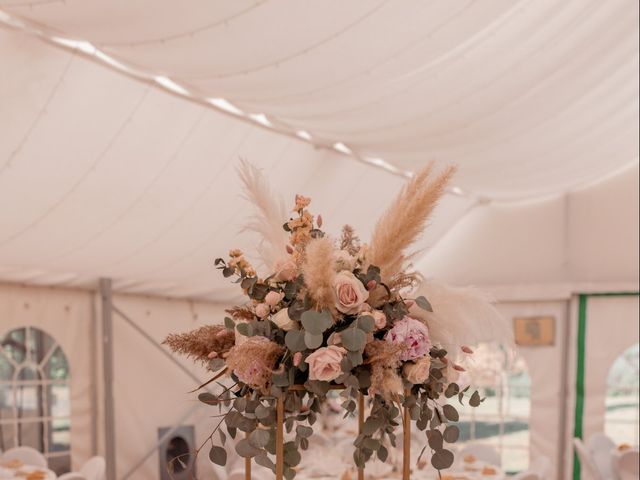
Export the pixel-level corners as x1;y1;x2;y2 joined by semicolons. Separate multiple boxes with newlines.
513;316;555;346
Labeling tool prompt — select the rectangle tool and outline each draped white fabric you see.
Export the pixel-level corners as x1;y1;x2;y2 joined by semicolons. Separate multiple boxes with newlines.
0;0;637;299
1;0;638;198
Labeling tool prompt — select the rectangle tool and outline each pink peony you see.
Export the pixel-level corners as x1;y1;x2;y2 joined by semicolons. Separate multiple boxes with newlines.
334;271;369;314
305;345;347;382
385;317;431;361
273;257;297;282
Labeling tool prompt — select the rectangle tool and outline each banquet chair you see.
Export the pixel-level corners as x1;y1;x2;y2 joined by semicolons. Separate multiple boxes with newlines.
529;455;552;478
614;450;639;480
80;455;106;480
0;446;47;468
227;467;270;480
58;474;88;480
512;473;540;480
587;434;616;480
573;438;602;480
458;444;501;466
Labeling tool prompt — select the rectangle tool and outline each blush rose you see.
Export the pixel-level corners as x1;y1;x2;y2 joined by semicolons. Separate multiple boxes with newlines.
305;345;347;381
334;271;369;314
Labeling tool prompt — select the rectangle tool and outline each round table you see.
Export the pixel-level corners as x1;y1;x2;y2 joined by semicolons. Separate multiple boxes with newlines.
0;464;57;480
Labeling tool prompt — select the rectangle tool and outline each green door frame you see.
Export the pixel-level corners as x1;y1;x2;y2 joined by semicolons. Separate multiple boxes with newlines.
572;291;639;480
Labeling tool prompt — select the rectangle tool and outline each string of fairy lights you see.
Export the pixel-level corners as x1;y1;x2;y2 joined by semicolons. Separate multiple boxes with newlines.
0;6;488;205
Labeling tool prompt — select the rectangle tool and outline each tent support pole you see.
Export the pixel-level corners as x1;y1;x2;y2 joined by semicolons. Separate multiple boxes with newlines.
100;278;117;480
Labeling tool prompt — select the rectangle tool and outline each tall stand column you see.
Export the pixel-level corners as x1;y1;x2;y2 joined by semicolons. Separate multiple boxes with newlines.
357;392;365;480
402;389;411;480
275;395;285;480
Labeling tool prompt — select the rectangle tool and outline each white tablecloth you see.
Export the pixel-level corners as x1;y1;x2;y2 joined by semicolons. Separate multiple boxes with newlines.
0;464;56;480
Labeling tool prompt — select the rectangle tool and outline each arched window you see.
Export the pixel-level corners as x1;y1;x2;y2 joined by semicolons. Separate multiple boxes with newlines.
456;343;531;473
0;327;71;474
605;343;639;446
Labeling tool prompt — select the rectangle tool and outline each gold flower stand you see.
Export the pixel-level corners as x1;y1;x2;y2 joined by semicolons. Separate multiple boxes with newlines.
244;387;412;480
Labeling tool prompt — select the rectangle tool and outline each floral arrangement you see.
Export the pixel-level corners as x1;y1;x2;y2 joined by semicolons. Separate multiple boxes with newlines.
165;161;510;478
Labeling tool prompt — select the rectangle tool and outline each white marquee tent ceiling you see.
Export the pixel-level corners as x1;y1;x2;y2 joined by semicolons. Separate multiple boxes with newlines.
0;0;637;300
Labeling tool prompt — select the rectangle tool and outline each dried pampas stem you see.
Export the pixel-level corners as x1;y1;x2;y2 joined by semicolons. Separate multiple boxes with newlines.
237;159;289;270
163;325;235;364
409;280;514;354
302;236;337;314
369;164;455;281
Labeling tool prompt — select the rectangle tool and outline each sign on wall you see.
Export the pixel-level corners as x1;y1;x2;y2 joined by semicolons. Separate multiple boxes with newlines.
514;315;556;346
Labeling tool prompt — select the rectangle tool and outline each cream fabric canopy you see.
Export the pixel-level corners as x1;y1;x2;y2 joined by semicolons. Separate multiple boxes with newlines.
0;0;637;300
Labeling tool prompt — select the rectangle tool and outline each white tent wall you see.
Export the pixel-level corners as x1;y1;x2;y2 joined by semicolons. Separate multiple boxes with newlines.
495;300;569;479
417;162;639;288
565;294;640;480
0;282;95;471
101;292;230;480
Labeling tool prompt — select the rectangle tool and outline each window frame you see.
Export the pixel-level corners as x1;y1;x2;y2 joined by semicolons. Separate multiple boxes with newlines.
0;326;71;466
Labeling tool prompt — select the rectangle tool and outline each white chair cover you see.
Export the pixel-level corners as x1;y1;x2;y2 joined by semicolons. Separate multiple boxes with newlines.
614;450;640;480
458;444;501;467
529;455;552;479
58;474;88;480
587;433;616;480
79;455;106;480
573;438;602;480
0;446;47;468
512;473;541;480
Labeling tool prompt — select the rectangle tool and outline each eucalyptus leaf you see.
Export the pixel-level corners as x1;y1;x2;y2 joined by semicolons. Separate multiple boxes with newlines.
341;328;366;351
469;390;481;407
236;323;250;336
236;438;262;458
443;425;460;443
377;445;388;462
255;453;276;472
296;425;313;438
209;445;227;466
224;317;235;329
301;310;333;334
415;295;433;312
197;392;218;406
304;331;323;349
442;404;459;422
284;330;307;352
431;449;454;469
363;416;382;435
249;429;270;448
356;315;375;332
426;429;443;450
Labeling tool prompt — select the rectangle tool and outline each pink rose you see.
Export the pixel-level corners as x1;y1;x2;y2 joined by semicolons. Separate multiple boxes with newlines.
403;356;431;384
327;332;342;346
273;257;297;282
255;303;270;319
265;291;284;307
293;352;303;367
305;346;347;382
370;310;387;329
334;271;369;314
385;317;431;361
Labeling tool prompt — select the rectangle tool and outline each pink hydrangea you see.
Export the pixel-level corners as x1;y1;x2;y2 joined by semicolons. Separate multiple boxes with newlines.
385;316;431;361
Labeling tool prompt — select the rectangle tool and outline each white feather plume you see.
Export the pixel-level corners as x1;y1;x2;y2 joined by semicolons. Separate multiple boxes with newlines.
409;279;514;351
237;159;289;270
